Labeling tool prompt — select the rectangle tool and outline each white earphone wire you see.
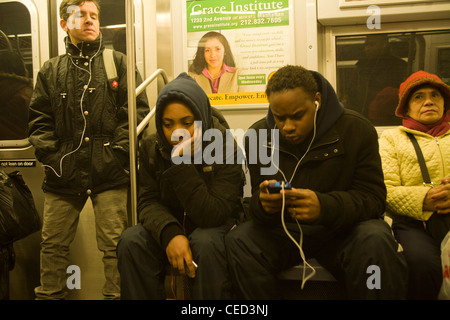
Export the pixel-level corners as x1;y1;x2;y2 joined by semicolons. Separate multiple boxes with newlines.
43;35;103;177
270;102;319;288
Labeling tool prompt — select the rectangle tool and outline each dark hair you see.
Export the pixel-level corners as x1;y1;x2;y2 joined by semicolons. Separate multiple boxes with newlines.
266;65;318;99
0;51;28;77
60;0;101;21
189;31;236;74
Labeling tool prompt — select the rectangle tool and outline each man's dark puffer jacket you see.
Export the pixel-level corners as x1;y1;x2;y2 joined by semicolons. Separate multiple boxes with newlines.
28;36;149;195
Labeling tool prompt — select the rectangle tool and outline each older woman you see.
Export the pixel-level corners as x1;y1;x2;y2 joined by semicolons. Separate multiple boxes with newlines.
188;31;240;94
379;71;450;299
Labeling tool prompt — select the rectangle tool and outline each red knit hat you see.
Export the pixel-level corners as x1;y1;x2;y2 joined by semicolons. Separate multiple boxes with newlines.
395;70;450;117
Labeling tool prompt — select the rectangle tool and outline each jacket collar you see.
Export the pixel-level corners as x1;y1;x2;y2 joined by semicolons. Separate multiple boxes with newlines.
65;35;104;58
400;125;450;138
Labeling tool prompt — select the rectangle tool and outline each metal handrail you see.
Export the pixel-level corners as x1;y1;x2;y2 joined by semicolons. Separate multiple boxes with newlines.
137;108;155;136
126;0;169;226
136;68;168;96
0;29;13;51
136;69;168;136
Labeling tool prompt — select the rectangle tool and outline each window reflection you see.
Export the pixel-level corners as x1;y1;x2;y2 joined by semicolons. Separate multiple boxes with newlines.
0;1;33;141
97;0;126;54
336;31;450;126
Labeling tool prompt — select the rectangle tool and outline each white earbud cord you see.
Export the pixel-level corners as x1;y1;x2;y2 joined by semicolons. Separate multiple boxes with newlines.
280;183;316;289
270;104;318;289
43;36;103;177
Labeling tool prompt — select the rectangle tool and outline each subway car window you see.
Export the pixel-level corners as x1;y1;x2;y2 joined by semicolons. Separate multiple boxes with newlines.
97;0;126;54
0;1;33;141
336;31;450;126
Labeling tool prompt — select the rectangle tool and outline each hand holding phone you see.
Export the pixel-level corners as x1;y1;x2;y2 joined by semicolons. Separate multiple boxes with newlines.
259;180;287;214
267;181;292;193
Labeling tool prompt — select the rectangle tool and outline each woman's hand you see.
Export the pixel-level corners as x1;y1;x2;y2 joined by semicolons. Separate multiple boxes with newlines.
423;182;450;214
166;235;196;278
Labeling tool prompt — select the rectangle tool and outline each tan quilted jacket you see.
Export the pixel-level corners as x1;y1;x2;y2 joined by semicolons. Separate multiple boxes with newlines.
379;126;450;221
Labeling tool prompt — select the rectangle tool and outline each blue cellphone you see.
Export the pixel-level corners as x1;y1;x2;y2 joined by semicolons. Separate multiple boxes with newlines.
267;181;292;193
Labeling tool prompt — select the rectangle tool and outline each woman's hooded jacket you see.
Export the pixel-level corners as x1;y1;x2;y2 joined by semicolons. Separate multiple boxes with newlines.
138;73;243;249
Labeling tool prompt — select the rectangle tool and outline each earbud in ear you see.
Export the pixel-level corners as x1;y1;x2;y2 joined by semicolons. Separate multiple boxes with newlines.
315;101;319;110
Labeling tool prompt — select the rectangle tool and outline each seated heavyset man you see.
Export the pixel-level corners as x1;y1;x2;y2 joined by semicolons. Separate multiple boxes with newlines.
225;65;408;299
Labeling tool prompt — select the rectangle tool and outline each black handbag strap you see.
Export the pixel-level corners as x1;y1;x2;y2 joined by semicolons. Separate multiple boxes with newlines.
406;132;433;186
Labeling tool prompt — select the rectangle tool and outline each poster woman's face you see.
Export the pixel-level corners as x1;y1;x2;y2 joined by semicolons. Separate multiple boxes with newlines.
204;38;225;70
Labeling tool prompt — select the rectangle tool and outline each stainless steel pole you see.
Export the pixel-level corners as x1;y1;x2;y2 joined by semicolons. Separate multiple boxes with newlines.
125;0;138;226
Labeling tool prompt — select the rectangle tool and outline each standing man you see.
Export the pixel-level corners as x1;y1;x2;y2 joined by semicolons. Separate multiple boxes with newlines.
28;0;149;299
225;65;408;299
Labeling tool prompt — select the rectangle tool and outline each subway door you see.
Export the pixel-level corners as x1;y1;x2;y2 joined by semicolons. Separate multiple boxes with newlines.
0;0;49;300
